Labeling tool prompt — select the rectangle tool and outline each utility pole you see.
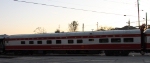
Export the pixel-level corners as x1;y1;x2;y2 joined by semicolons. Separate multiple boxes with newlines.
146;12;147;29
127;19;130;29
82;23;84;32
92;29;94;31
137;0;140;28
97;22;98;30
59;25;60;30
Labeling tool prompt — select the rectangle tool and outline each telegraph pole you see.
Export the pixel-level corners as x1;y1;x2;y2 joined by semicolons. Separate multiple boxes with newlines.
82;23;84;32
97;22;98;30
59;25;60;30
127;19;130;29
146;12;147;29
137;0;140;28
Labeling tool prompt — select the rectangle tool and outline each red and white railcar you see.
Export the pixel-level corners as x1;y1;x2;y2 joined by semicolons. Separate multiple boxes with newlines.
4;29;141;55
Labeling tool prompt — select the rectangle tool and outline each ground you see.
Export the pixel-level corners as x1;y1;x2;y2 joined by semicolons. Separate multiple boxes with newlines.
0;53;150;63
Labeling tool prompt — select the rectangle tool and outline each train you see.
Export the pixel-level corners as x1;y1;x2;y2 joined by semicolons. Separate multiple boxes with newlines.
0;25;149;56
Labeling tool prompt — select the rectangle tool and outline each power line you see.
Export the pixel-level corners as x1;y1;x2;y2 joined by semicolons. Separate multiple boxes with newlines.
129;19;150;23
49;0;106;9
49;0;134;9
14;0;136;17
103;0;135;4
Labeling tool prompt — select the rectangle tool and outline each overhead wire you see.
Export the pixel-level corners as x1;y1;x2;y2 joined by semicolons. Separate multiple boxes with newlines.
14;0;143;28
48;0;136;13
48;0;133;8
14;0;137;17
102;0;135;4
130;19;150;23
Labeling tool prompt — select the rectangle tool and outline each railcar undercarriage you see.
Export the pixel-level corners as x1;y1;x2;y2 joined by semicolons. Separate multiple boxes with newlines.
1;50;133;56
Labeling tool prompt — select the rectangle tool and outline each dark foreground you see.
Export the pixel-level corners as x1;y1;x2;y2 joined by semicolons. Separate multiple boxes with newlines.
0;53;150;63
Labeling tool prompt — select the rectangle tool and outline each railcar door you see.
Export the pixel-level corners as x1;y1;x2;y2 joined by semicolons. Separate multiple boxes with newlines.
0;38;5;53
140;24;146;55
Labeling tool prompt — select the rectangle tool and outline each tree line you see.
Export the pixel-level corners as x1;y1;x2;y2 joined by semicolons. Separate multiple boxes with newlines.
55;21;142;33
34;21;150;34
55;21;79;33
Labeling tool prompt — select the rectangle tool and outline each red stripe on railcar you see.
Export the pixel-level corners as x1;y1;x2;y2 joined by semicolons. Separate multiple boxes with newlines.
5;44;141;50
146;43;150;49
145;34;150;36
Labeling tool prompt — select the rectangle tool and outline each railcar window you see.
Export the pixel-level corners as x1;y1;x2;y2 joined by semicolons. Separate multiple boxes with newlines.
111;38;121;43
89;39;94;41
29;41;34;44
47;40;52;44
77;40;83;43
123;38;134;42
68;40;74;44
56;40;61;44
99;38;109;43
21;41;25;44
37;41;42;44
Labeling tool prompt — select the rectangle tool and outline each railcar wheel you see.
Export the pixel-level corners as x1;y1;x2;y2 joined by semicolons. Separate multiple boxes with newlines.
105;51;113;56
113;51;121;56
87;51;99;54
29;51;33;55
121;51;129;56
14;51;19;55
43;51;47;55
140;51;145;55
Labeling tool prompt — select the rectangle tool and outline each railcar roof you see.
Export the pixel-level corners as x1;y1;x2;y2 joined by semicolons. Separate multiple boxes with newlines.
0;34;8;39
8;29;140;38
0;36;4;39
144;29;150;34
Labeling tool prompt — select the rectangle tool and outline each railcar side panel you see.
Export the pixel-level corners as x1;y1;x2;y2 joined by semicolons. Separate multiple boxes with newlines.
5;44;141;50
5;34;141;50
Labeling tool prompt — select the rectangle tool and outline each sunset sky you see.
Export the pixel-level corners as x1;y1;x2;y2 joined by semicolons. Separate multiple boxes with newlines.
0;0;150;35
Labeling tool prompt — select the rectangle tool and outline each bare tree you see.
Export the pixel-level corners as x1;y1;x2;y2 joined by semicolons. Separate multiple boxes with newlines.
34;27;46;34
97;26;114;31
68;21;79;32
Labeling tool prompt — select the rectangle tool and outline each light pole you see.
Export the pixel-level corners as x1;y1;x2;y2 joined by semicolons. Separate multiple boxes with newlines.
92;29;94;31
140;10;147;29
137;0;140;28
127;19;130;29
124;15;130;29
146;12;147;29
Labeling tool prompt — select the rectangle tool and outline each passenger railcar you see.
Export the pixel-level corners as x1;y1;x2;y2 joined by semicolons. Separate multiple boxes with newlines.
0;28;150;56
